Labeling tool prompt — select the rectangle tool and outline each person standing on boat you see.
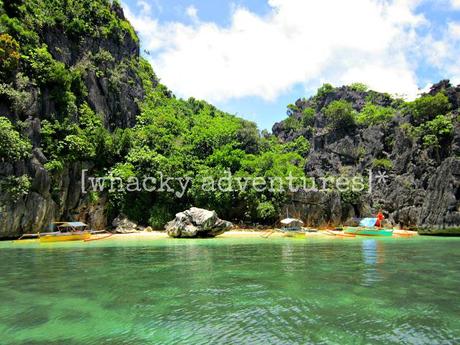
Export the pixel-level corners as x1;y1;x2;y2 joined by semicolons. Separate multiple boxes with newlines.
375;210;385;228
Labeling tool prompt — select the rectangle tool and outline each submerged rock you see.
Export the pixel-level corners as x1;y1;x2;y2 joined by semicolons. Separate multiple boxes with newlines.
166;207;233;238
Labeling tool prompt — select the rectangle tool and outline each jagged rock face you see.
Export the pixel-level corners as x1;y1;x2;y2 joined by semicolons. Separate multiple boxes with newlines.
274;83;460;234
418;158;460;234
166;208;233;238
0;3;141;238
41;23;143;130
0;158;108;237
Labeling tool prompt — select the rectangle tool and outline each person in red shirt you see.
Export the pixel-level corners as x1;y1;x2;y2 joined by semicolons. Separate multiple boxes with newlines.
375;210;385;228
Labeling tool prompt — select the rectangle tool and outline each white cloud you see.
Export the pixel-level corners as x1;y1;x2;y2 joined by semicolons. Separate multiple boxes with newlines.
185;5;198;20
452;0;460;9
124;0;433;102
421;21;460;85
137;0;151;14
448;22;460;38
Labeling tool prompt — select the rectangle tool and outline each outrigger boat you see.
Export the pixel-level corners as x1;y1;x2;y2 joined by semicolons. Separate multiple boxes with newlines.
325;230;356;238
343;217;394;237
278;218;306;239
16;222;91;243
344;227;393;237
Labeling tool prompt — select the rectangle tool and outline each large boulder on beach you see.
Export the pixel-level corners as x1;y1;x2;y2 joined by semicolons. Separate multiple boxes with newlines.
166;207;233;238
112;215;139;234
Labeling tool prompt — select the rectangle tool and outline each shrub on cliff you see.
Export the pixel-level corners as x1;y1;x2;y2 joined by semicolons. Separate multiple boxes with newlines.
408;92;450;121
40;104;114;165
25;46;83;118
283;115;302;132
356;103;395;126
350;83;368;93
0;117;32;162
316;83;335;99
284;136;311;157
420;115;454;148
372;158;393;170
0;175;31;202
302;107;315;127
0;33;20;75
324;100;356;130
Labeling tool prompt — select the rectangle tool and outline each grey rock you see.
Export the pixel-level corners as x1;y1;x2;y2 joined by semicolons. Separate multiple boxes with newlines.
274;82;460;235
418;157;460;234
112;214;139;234
0;3;147;239
166;207;233;238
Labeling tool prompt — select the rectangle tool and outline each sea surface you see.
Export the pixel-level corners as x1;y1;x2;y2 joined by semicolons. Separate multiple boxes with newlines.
0;236;459;344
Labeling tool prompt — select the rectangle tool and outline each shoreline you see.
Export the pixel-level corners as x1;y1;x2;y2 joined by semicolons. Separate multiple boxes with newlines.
99;229;419;241
4;229;421;243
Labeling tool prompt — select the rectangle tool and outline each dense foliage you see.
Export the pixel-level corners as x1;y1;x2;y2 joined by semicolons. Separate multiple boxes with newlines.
0;0;458;229
324;100;356;129
0;117;32;161
407;92;450;121
109;62;306;225
0;33;20;74
1;0;137;48
356;103;395;126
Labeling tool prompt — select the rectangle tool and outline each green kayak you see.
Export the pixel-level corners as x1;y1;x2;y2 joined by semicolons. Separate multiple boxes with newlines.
344;227;393;237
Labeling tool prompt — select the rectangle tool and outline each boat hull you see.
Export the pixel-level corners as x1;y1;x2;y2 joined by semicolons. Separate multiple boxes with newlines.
344;227;393;237
284;232;305;239
325;231;356;238
39;232;91;243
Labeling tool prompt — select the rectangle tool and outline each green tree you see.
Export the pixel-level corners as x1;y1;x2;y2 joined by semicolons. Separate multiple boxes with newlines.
0;175;31;202
256;201;277;222
324;100;356;130
0;33;20;74
0;117;32;162
420;115;454;149
408;93;450;121
356;103;395;126
350;82;368;92
302;107;315;127
316;83;334;99
284;136;310;157
283;116;302;132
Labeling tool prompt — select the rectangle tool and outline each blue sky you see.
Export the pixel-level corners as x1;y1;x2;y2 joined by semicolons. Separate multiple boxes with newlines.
122;0;460;130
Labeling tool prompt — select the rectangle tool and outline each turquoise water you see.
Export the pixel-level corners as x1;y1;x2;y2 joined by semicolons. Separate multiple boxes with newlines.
0;237;459;344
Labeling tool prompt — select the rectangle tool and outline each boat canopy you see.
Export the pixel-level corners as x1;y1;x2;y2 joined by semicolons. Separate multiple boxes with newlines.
281;218;303;225
61;222;88;227
359;218;377;227
52;222;89;232
280;218;304;227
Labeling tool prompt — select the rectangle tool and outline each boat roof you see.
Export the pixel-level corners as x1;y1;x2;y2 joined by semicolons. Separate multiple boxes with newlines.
280;218;304;225
54;222;88;227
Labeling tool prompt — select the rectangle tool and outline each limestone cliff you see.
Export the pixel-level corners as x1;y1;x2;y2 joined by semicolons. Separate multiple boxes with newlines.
273;81;460;235
0;0;148;237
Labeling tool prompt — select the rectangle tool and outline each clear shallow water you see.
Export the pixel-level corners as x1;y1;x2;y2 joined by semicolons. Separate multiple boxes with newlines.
0;237;459;345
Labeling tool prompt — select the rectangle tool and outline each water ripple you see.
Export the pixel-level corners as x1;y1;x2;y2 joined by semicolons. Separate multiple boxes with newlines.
0;237;459;344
